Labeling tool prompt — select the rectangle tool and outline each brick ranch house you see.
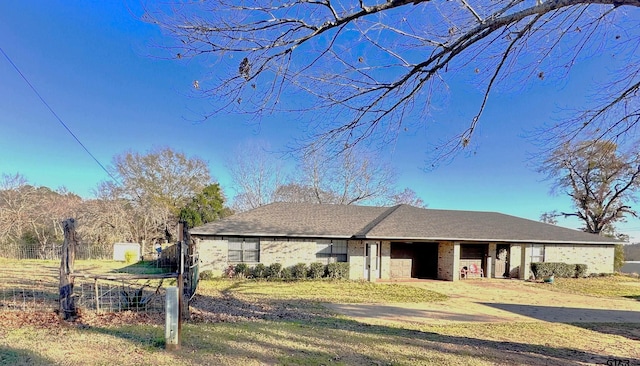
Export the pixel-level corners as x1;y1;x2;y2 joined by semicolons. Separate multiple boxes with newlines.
189;202;617;281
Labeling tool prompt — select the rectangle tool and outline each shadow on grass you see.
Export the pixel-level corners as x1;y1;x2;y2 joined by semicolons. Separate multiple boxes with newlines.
73;287;640;366
571;323;640;341
480;302;640;341
0;345;54;366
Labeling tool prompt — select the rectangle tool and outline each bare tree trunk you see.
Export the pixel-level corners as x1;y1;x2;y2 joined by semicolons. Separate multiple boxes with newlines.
59;218;77;320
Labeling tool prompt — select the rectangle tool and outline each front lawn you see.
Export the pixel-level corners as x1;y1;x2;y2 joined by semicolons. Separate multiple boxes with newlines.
197;279;449;303
1;265;639;365
530;275;640;300
1;311;638;366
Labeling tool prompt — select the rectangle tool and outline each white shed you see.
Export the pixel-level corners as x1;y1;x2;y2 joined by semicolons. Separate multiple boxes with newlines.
113;242;141;262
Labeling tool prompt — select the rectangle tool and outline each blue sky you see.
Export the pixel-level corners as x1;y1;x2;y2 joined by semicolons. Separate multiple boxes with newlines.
1;1;639;241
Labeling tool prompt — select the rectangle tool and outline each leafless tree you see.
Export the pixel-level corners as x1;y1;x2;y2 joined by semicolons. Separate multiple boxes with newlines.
227;140;284;212
539;140;640;234
100;147;211;242
272;183;337;204
539;210;560;225
389;188;428;208
0;173;81;257
293;146;396;205
148;0;639;158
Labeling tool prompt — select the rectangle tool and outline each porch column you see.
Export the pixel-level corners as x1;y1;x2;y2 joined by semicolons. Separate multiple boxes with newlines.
520;244;531;279
437;241;460;281
488;243;497;278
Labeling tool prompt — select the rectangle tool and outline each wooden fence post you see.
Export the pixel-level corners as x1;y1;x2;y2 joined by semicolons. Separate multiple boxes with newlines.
59;218;78;320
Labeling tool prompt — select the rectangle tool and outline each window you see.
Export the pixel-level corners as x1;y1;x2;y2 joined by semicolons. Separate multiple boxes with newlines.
228;237;260;263
316;239;347;263
530;244;545;263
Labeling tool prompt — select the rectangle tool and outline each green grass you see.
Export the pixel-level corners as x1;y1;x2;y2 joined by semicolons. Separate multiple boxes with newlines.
530;275;640;300
198;279;449;303
0;258;172;276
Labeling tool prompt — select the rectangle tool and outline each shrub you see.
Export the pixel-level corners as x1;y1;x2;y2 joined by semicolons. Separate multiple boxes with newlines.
308;262;326;279
252;263;268;279
224;265;235;278
530;262;587;278
281;266;293;280
291;263;308;279
124;250;138;264
267;263;282;279
199;270;215;280
574;264;588;278
327;262;350;279
234;263;250;278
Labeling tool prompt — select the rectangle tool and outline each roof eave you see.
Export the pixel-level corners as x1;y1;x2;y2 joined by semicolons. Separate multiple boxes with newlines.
190;232;352;239
355;235;618;245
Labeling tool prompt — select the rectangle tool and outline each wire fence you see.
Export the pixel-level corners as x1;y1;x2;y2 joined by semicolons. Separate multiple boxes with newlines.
73;275;172;313
0;239;191;318
0;259;178;315
1;242;113;261
0;271;171;314
0;269;58;312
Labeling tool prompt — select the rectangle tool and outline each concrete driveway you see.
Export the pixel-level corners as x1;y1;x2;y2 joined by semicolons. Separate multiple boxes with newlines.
327;279;640;325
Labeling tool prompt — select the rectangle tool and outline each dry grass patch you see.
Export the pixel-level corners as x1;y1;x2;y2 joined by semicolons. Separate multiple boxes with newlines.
530;275;640;300
1;314;638;366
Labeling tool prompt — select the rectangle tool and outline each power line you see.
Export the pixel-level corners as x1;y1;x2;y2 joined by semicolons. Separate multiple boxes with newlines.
0;46;120;185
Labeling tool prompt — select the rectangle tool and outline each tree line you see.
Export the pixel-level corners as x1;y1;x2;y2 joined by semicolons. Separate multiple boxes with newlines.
0;145;427;258
4;138;640;260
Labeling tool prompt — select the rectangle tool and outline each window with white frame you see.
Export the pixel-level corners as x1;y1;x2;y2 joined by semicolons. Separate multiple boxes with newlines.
228;237;260;263
316;239;347;263
530;244;545;263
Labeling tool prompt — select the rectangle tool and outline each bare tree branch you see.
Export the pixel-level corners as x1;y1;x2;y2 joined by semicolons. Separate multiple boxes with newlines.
149;0;640;160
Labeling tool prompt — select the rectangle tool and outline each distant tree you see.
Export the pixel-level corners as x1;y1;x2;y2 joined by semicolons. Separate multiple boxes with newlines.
76;188;138;249
151;0;640;159
539;211;559;225
295;147;395;205
0;173;80;258
272;183;337;204
540;140;640;235
389;188;427;208
227;141;284;212
100;147;211;242
179;183;232;228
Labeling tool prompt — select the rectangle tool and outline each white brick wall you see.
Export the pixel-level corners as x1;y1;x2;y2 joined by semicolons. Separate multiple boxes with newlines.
197;239;228;276
260;239;316;266
543;244;614;274
197;237;362;278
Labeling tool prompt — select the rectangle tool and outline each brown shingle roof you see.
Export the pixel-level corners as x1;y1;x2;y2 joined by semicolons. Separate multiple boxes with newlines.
190;202;388;238
190;202;618;245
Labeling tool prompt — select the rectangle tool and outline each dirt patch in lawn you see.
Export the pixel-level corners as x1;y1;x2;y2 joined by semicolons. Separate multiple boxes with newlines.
327;279;640;325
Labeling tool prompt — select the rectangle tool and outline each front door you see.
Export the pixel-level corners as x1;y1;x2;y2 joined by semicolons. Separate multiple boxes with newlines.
365;241;380;281
495;244;510;278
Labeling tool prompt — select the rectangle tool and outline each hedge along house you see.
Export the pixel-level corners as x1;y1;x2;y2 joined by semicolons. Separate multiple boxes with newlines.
189;202;617;281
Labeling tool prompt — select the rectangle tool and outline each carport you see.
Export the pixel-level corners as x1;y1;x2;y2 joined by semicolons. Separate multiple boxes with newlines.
390;242;438;279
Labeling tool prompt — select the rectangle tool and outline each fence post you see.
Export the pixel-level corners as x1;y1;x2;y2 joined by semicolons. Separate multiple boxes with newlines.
165;286;180;350
59;218;78;320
